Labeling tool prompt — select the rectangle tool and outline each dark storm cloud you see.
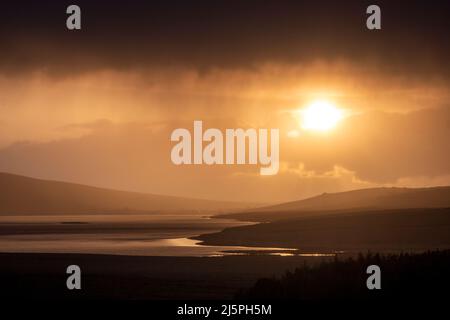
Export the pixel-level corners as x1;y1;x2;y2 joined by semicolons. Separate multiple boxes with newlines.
0;0;449;76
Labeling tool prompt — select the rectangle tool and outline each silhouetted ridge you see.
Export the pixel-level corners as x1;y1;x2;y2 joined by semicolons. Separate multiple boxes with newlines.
0;172;246;215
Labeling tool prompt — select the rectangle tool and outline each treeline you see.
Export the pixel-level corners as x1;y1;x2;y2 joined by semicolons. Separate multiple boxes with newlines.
236;250;450;300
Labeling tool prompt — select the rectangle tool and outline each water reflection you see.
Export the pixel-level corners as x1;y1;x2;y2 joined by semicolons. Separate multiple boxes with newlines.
0;214;336;257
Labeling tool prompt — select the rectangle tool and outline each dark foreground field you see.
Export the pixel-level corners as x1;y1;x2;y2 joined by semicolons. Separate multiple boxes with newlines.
1;250;449;301
238;250;450;300
0;253;329;300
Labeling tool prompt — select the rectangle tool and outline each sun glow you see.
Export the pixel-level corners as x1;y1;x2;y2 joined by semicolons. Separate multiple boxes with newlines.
300;100;343;131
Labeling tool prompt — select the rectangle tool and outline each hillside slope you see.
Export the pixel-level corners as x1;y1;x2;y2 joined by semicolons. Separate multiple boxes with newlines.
217;186;450;222
0;172;246;215
263;187;450;212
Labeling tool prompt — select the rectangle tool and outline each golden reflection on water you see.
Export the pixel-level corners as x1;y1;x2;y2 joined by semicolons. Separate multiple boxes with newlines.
0;214;339;257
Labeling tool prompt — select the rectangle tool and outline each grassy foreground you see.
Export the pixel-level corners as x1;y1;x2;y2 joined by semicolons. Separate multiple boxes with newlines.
237;250;450;300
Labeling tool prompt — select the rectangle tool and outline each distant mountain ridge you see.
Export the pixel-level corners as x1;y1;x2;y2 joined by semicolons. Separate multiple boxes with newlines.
258;186;450;212
215;186;450;222
0;172;247;215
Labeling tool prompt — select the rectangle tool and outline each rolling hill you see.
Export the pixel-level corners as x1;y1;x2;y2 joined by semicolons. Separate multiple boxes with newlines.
0;172;247;215
216;186;450;222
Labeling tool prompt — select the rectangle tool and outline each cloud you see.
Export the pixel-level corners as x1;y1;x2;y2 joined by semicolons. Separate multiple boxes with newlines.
0;1;449;79
0;64;448;148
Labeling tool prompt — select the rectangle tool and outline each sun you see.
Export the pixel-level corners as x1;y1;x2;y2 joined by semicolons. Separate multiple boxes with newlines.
300;100;343;131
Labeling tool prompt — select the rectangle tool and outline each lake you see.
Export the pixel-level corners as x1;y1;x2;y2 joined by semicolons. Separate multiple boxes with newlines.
0;214;298;256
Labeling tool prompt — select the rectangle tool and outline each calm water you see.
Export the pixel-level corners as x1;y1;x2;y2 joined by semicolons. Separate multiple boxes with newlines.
0;214;301;257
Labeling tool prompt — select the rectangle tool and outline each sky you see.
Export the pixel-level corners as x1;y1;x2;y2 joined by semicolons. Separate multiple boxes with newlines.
0;0;449;203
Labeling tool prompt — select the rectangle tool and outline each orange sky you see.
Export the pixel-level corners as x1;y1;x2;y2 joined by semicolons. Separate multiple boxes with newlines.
0;63;449;203
0;1;449;203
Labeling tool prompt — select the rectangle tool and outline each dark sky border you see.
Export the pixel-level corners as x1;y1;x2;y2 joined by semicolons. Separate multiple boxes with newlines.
0;0;449;77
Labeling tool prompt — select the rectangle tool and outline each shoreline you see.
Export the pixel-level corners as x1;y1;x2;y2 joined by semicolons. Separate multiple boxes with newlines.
194;207;450;254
